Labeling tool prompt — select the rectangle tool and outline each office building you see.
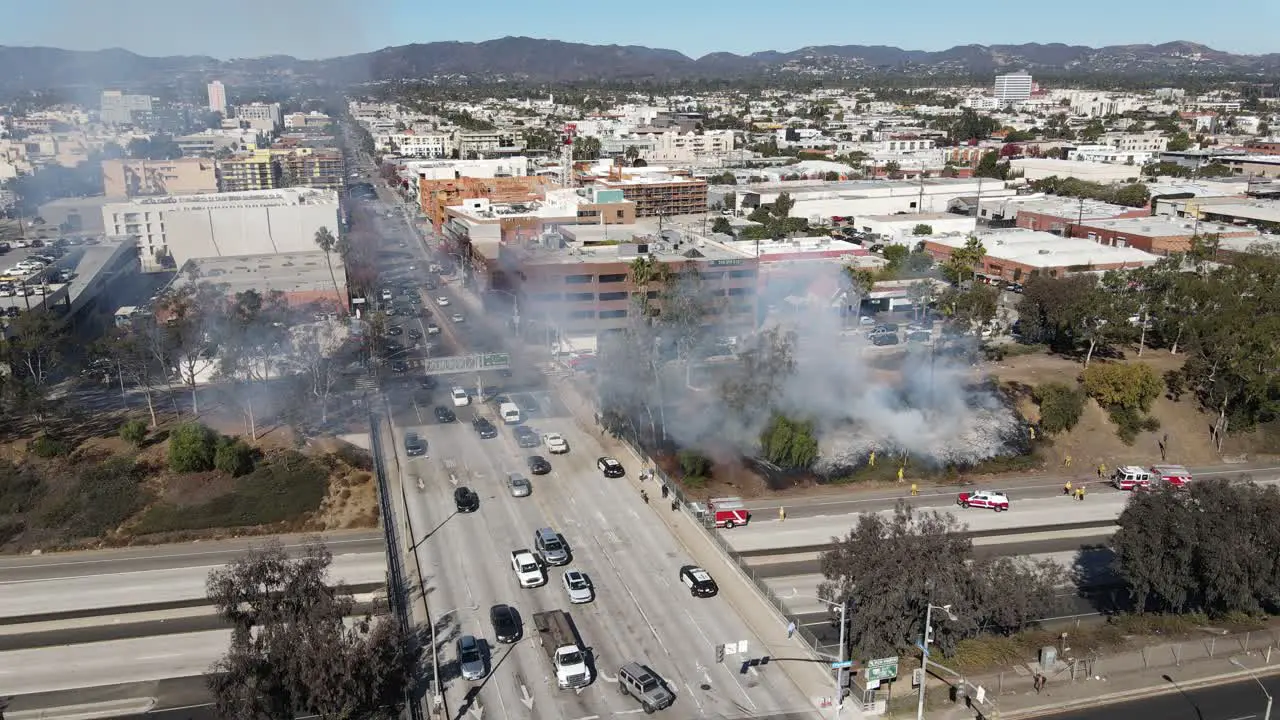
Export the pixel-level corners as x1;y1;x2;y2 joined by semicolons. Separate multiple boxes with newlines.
207;81;227;115
103;158;219;199
219;148;345;193
100;90;153;125
994;72;1034;104
924;229;1159;282
103;187;340;272
234;103;282;132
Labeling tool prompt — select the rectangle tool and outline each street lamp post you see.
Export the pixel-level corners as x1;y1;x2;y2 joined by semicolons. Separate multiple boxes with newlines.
916;603;958;720
787;590;849;719
1230;657;1273;720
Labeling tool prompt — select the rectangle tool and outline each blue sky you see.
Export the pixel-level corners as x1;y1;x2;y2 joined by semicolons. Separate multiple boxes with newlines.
4;0;1278;59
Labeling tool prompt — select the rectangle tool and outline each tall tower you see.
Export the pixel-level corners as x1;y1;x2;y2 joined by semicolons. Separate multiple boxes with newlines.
561;123;577;188
207;81;227;115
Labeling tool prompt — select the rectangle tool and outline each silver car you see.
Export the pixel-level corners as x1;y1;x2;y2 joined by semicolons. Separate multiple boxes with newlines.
563;570;594;604
506;472;532;498
456;635;486;681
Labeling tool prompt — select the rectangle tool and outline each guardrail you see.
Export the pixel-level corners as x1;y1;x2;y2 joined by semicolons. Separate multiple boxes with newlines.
368;410;426;720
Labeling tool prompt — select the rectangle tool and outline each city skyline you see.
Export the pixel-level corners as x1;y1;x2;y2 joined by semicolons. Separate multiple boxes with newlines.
2;0;1278;61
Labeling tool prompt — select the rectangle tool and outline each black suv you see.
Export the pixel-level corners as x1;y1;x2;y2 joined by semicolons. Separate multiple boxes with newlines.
473;417;498;439
454;486;479;513
489;604;521;643
527;455;551;475
679;564;719;597
404;432;426;457
871;332;900;347
434;406;456;423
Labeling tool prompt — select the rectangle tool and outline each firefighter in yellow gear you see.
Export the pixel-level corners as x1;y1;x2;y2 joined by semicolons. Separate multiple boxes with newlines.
897;466;904;482
910;483;919;496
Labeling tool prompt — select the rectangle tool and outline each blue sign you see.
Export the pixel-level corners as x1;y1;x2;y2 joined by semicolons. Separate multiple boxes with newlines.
831;660;854;669
915;641;930;657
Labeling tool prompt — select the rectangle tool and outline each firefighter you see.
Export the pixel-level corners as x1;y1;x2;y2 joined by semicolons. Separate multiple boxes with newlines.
779;506;786;521
910;483;919;496
897;466;905;482
1076;486;1085;501
640;489;649;504
1064;454;1073;468
1097;463;1106;479
1063;480;1073;496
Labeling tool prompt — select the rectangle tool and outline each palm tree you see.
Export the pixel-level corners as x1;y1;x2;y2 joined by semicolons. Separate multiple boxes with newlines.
625;145;640;165
313;226;344;314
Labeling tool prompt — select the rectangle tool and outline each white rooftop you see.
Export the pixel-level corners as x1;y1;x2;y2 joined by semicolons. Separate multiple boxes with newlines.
1197;202;1280;224
1079;216;1252;237
936;229;1161;269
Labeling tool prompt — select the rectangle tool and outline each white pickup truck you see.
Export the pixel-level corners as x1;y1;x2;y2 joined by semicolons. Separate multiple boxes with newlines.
510;549;545;588
543;432;569;454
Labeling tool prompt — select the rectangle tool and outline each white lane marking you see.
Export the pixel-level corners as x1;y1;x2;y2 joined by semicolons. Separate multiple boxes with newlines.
137;653;181;660
0;536;378;572
568;715;600;720
684;682;704;713
683;609;757;711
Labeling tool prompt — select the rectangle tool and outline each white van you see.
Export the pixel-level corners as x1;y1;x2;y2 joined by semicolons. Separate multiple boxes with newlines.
499;402;521;424
1112;466;1153;491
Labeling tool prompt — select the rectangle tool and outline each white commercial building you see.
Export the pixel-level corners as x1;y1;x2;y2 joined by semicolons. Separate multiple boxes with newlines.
103;188;340;272
100;91;152;125
1009;158;1144;183
382;132;454;158
234;103;282;132
738;178;1018;223
405;157;530;181
854;212;978;245
635;129;735;163
994;72;1033;104
1065;145;1157;166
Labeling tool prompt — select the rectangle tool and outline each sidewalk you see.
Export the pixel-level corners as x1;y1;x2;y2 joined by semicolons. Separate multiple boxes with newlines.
548;372;848;717
925;626;1280;719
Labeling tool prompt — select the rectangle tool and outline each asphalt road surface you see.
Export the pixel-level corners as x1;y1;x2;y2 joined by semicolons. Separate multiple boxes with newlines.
1032;672;1280;720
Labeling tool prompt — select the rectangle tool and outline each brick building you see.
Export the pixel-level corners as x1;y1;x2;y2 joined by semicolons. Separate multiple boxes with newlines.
924;229;1161;282
419;175;550;231
1009;197;1150;234
1070;216;1258;256
1243;140;1280;155
593;174;708;217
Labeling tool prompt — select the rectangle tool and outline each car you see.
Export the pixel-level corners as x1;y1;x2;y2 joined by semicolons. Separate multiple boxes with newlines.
597;457;625;478
870;332;900;347
506;472;531;497
957;489;1010;511
451;313;464;323
380;289;393;302
454;486;480;513
489;604;521;644
451;387;470;407
510;549;546;588
527;455;551;475
383;339;404;354
418;375;438;390
513;426;540;448
473;417;498;439
543;433;569;454
436;296;450;306
433;405;456;423
872;322;900;334
679;565;719;597
456;635;487;681
426;323;441;335
391;360;410;373
906;330;931;343
386;325;403;336
618;662;676;714
404;432;426;457
562;570;594;604
407;328;423;340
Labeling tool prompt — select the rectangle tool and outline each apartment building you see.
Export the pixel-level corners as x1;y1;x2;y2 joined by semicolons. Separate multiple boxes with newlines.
103;158;219;199
456;129;524;157
419;175;551;230
234;103;282;132
384;132;454;158
1101;132;1169;154
994;72;1034;103
100;91;153;125
594;173;708;217
207;81;227;115
219;148;345;193
443;188;636;240
631;129;735;163
102;188;340;272
284;112;333;130
219;151;279;192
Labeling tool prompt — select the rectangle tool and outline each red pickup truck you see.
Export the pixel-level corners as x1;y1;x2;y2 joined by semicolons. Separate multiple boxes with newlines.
957;490;1010;511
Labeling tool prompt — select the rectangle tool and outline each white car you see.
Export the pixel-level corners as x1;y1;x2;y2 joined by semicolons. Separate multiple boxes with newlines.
436;297;450;306
563;570;594;604
510;549;545;588
543;433;569;454
451;314;464;323
426;323;441;335
451;387;470;407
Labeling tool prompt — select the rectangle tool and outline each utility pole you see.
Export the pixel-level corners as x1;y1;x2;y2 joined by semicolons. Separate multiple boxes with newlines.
834;599;848;719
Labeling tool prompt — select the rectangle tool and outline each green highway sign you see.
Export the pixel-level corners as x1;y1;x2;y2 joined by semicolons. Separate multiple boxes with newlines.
482;352;511;368
421;353;512;376
865;656;899;682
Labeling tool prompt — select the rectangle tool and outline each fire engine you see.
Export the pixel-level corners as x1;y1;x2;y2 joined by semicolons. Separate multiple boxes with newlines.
707;497;750;529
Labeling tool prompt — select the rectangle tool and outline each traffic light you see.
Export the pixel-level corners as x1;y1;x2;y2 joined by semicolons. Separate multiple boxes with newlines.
924;624;935;645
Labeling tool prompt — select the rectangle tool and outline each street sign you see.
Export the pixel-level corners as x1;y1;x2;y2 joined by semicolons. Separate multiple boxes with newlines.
831;660;854;669
915;641;930;657
865;656;899;682
421;352;511;376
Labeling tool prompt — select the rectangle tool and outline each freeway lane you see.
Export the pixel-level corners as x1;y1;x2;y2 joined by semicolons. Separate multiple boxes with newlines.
1033;672;1280;720
0;551;387;620
0;531;383;581
742;464;1280;519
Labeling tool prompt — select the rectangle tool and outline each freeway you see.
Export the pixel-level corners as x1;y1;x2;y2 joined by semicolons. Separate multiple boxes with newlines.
742;463;1280;519
1031;672;1280;720
0;550;387;620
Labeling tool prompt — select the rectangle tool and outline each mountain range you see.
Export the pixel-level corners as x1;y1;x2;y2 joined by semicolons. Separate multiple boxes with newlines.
2;37;1279;90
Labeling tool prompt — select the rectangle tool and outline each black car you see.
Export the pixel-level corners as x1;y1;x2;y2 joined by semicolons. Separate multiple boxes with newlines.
391;360;410;373
679;565;719;598
513;426;540;448
454;486;479;513
871;323;899;334
870;332;900;347
527;455;551;475
597;456;625;478
418;375;438;390
473;417;498;439
404;432;426;457
407;328;423;340
383;339;404;354
386;325;404;336
434;406;456;423
489;604;521;643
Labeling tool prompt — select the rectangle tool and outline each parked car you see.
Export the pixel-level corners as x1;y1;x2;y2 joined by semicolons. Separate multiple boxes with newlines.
473;417;498;439
543;432;569;454
451;387;470;407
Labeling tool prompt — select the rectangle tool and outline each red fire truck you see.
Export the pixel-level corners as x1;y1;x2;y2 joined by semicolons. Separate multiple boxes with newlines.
707;497;751;529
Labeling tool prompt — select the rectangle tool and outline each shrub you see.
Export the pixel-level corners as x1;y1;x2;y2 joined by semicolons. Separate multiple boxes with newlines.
214;437;255;477
1108;405;1161;445
0;463;46;515
1032;382;1086;434
1083;362;1162;412
168;423;217;472
119;419;149;446
333;442;373;471
29;435;70;458
0;518;25;545
677;449;713;479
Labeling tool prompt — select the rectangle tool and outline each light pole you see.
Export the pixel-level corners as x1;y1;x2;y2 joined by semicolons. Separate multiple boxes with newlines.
1230;657;1273;720
786;590;849;719
916;603;958;720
